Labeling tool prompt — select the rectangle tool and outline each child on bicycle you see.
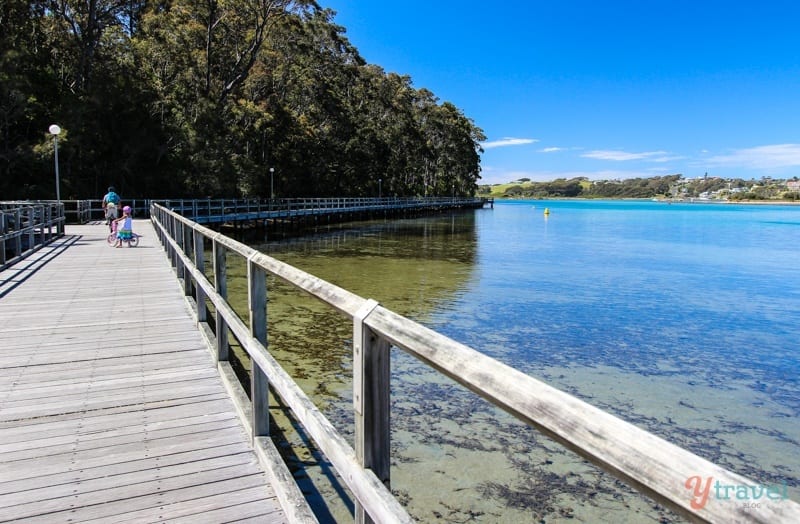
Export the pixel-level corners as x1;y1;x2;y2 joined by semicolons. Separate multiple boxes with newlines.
113;206;134;247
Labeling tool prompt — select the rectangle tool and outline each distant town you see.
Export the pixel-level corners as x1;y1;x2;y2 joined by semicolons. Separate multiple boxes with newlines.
479;174;800;201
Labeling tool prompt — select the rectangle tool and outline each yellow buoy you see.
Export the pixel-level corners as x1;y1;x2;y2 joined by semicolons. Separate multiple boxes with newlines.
543;207;550;216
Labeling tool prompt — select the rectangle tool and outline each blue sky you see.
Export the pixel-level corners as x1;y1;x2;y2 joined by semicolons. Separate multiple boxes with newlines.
322;1;800;185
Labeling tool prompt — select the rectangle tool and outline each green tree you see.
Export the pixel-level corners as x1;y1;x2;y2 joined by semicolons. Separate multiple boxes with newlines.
2;0;485;200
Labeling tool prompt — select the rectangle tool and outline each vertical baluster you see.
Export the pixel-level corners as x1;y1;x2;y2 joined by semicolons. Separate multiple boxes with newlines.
165;214;174;266
353;299;390;524
182;222;192;296
14;209;20;258
0;212;6;267
248;255;269;437
25;207;33;255
157;207;165;248
171;215;181;271
194;228;207;323
213;239;229;361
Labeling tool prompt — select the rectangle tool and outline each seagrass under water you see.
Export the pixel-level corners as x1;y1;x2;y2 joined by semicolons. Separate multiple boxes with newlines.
232;200;799;522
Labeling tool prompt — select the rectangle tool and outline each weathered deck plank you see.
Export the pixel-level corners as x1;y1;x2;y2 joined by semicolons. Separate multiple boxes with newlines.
0;222;292;523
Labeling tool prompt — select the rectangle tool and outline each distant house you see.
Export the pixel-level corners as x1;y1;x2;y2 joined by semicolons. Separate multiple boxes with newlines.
788;180;800;192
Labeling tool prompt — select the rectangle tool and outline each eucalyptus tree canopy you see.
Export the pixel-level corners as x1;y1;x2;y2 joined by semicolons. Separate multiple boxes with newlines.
0;0;484;199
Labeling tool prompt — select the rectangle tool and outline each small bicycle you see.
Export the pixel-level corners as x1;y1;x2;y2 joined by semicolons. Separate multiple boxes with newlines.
107;220;140;247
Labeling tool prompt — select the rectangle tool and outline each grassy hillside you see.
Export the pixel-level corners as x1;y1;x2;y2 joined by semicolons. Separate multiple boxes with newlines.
478;179;593;198
479;175;800;201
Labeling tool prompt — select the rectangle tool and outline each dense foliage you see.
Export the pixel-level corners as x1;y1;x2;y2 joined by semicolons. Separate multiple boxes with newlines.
1;0;485;199
477;175;783;199
480;176;686;199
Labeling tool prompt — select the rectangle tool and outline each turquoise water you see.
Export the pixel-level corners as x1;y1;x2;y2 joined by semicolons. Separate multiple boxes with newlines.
442;200;799;415
259;199;800;522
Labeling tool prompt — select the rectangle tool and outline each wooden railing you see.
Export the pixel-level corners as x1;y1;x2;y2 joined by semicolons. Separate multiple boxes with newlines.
2;197;488;228
0;202;65;271
151;202;799;524
70;197;491;225
60;200;92;224
156;197;490;224
77;199;152;221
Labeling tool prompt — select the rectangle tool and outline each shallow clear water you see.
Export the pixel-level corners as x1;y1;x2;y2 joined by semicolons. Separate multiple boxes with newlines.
247;200;799;522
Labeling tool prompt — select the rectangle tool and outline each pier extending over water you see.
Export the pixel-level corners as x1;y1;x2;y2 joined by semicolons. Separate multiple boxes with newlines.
1;199;798;523
151;202;799;523
57;197;494;230
0;219;313;523
160;196;492;226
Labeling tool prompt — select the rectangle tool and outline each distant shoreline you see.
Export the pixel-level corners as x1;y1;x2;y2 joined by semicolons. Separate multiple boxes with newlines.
489;196;800;206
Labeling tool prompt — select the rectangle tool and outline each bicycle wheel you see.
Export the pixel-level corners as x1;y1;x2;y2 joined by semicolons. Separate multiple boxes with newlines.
128;235;139;247
107;233;116;245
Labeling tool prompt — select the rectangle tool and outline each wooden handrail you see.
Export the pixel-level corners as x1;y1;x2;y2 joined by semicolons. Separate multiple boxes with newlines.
152;205;406;523
0;202;65;271
150;203;800;524
150;196;490;224
15;196;492;226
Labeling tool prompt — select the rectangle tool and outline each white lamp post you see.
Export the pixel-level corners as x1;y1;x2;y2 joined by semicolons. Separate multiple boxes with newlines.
270;167;275;199
48;124;61;203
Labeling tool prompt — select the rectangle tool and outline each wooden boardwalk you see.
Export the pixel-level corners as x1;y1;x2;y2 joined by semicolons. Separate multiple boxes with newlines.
0;221;292;523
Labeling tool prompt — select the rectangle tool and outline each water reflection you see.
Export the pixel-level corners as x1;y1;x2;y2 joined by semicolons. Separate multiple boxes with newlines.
255;213;479;315
219;203;800;523
225;212;489;521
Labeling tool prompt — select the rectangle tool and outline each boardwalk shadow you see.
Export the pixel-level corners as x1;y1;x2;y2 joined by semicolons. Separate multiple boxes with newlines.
270;395;350;522
224;346;344;521
0;234;82;299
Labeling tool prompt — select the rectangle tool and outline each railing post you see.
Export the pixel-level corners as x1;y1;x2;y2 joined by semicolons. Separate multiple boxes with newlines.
47;204;53;239
173;215;182;270
56;202;64;235
0;212;6;267
167;214;177;268
163;210;171;257
213;239;229;361
37;205;46;244
13;209;20;259
24;207;33;254
248;254;269;437
193;227;207;322
353;299;390;524
156;207;166;251
181;222;192;297
164;213;175;262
